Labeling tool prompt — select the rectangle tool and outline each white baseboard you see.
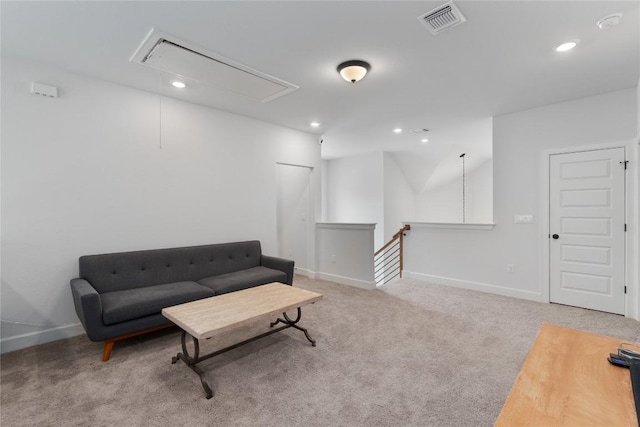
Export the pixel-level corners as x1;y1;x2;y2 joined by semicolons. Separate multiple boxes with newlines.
0;323;85;354
293;268;314;278
315;272;376;290
404;271;542;302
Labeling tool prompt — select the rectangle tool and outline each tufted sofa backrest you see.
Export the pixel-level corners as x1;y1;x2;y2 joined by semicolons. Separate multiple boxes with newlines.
79;241;263;294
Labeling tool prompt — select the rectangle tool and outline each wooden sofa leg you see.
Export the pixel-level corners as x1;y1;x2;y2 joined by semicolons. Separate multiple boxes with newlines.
103;341;115;362
101;324;174;362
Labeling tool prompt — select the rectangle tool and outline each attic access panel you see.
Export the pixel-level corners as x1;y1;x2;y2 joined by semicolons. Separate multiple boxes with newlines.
131;29;298;103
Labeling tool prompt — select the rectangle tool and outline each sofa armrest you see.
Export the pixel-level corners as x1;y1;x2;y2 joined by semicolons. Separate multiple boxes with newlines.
261;255;295;285
70;278;104;341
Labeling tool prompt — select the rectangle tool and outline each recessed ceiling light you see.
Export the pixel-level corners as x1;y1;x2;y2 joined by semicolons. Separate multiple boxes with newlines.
171;81;186;89
393;128;403;134
597;13;622;30
421;138;429;143
310;122;320;128
555;42;577;52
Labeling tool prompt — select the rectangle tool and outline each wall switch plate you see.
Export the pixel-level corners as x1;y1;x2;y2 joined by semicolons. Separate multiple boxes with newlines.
515;214;534;224
507;264;515;273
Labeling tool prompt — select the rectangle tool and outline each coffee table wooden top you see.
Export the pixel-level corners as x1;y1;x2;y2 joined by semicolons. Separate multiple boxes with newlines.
495;323;637;426
162;283;323;340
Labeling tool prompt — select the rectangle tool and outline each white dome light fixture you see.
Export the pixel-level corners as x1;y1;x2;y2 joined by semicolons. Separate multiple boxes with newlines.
171;80;186;89
555;41;577;52
337;60;371;83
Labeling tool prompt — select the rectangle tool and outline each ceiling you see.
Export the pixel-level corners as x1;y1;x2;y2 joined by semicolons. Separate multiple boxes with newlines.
2;1;638;165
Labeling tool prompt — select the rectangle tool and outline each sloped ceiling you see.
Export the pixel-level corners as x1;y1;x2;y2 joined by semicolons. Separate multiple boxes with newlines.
389;118;492;193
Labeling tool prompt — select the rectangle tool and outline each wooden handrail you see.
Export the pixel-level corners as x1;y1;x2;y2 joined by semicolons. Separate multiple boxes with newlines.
374;224;411;256
373;224;410;285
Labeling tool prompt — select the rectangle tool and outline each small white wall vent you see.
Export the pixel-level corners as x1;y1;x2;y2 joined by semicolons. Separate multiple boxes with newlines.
418;1;467;35
131;29;298;103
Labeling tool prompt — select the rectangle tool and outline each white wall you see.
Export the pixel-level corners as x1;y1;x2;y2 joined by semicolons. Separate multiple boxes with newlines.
415;159;493;223
383;153;415;242
0;57;321;350
405;88;638;314
323;153;384;248
324;151;493;247
315;223;376;289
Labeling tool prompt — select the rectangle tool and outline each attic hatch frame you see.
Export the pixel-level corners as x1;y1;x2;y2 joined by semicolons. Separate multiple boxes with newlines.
130;28;299;103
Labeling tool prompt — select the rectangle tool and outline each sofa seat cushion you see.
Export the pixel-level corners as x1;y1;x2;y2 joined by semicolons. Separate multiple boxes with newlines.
101;281;215;325
198;266;287;295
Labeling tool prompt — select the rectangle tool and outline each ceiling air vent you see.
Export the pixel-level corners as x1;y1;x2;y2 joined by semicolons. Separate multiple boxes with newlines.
418;1;467;35
131;29;298;103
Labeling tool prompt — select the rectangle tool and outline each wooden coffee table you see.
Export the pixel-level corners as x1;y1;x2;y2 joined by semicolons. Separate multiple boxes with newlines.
161;282;323;399
495;323;638;426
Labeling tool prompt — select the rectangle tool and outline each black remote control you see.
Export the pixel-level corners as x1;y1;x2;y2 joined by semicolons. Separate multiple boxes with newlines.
609;353;634;368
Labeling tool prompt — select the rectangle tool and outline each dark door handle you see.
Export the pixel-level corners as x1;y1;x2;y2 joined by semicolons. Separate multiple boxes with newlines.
552;234;559;239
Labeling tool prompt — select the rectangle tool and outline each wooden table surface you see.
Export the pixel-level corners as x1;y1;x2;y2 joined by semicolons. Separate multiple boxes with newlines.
161;282;323;340
495;323;638;426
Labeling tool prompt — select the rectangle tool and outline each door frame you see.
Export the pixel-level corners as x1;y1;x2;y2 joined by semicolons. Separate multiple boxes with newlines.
540;140;637;319
275;162;316;278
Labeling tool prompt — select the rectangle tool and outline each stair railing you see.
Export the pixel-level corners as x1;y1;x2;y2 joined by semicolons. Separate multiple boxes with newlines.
374;224;410;286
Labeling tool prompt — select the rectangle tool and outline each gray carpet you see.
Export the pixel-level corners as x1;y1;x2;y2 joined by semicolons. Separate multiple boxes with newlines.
2;276;639;427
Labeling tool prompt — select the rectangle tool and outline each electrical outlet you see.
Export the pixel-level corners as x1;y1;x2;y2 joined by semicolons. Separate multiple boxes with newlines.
331;254;336;264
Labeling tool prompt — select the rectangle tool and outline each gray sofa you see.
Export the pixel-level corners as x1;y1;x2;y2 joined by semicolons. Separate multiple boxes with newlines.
70;240;294;361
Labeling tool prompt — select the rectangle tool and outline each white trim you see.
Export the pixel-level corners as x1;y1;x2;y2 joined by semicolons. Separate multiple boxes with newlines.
275;162;316;277
315;272;376;290
404;222;495;230
405;271;542;302
293;268;314;278
275;161;315;169
0;323;85;354
316;222;376;230
540;151;551;304
540;139;638;319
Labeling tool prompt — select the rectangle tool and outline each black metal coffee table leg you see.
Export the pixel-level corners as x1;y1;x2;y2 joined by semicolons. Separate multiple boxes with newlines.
270;307;316;346
172;330;213;399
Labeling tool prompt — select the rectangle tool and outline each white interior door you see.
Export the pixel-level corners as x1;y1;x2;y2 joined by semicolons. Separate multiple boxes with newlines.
549;147;625;314
276;164;311;272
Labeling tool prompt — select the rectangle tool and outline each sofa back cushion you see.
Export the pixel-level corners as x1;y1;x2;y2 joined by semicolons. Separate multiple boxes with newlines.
79;241;263;293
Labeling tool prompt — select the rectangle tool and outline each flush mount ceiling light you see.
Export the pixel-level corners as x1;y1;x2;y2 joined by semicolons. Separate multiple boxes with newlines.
597;13;622;29
421;138;429;143
393;128;403;134
310;122;320;127
337;60;371;83
555;41;577;52
171;80;186;88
